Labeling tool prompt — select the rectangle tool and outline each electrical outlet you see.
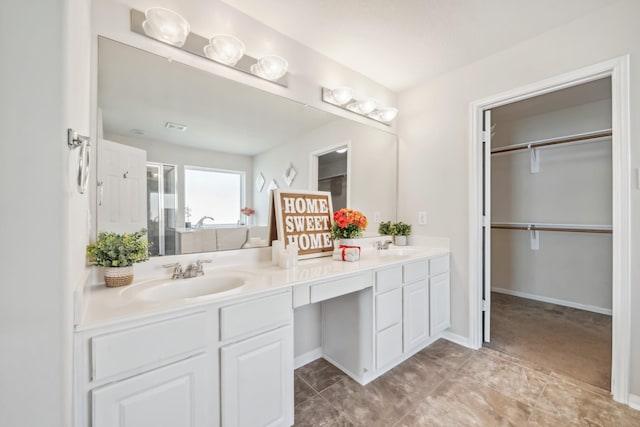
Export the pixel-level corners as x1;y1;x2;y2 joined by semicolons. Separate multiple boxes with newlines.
373;211;382;223
418;211;427;225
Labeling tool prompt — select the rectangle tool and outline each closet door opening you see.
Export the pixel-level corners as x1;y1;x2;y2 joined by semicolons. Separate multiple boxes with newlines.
483;78;613;391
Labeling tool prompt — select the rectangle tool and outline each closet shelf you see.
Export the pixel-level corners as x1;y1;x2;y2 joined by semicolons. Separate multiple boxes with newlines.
491;222;612;234
490;129;612;155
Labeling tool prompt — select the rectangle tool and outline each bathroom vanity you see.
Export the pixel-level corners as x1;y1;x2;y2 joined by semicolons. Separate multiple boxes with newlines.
73;247;450;427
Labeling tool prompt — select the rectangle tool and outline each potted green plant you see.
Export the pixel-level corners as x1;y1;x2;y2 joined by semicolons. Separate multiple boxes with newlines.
391;221;412;246
378;221;393;236
86;230;150;287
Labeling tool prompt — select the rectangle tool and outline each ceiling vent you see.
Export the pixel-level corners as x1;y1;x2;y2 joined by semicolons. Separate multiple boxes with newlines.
165;121;187;131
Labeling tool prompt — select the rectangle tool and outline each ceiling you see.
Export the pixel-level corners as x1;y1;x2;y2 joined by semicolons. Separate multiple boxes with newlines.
221;0;618;91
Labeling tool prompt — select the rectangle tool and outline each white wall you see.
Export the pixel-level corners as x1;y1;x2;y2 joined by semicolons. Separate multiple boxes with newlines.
253;119;397;230
0;1;91;425
398;0;640;395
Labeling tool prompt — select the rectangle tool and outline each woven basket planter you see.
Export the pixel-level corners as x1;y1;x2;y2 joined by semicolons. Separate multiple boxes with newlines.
104;266;134;288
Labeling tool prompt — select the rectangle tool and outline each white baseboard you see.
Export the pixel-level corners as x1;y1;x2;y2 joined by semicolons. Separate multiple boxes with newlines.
629;394;640;411
294;347;322;369
492;287;612;316
441;331;476;349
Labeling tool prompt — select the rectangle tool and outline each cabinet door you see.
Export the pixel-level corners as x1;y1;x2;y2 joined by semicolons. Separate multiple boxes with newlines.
403;279;429;352
430;272;451;335
221;326;294;427
92;354;207;427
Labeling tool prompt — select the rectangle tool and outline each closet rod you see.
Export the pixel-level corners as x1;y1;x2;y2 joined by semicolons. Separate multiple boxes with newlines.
491;223;612;234
490;129;612;154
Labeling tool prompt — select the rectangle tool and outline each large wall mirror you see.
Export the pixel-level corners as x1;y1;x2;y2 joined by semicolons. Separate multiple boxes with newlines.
97;37;397;256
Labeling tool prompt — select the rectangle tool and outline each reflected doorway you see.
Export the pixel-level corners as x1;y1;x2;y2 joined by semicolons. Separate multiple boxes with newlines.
313;145;349;211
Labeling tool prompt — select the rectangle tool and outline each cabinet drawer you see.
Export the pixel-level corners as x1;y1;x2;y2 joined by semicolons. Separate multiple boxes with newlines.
220;291;292;341
375;288;402;331
430;255;450;276
375;266;402;293
309;271;371;303
91;312;207;381
376;323;403;369
403;259;429;283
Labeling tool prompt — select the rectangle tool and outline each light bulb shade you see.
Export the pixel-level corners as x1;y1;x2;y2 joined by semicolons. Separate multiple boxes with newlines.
204;34;245;66
251;55;288;81
329;87;353;105
371;107;398;122
346;98;378;115
356;98;378;114
143;7;190;47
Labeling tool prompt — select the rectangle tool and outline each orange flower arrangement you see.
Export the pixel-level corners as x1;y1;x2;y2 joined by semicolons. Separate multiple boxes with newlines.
331;208;368;239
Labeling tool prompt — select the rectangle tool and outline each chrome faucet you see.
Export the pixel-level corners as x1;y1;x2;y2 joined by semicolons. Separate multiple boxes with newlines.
162;262;184;279
374;240;393;250
183;259;213;279
194;216;215;228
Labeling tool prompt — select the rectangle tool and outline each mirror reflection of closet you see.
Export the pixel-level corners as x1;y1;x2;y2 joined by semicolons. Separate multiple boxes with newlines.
317;146;349;210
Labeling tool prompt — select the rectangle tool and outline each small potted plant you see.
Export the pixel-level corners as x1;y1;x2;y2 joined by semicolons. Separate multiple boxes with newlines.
391;221;412;246
378;221;393;236
331;208;368;247
86;230;150;287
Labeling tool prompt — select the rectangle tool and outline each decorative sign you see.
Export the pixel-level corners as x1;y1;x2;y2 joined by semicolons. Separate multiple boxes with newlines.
271;190;334;259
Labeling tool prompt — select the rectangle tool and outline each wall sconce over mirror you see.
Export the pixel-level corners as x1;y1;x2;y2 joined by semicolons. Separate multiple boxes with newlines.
131;8;289;87
321;87;398;125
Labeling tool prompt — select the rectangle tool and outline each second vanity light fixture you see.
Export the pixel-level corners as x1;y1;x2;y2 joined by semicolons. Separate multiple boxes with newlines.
322;87;398;125
132;7;289;86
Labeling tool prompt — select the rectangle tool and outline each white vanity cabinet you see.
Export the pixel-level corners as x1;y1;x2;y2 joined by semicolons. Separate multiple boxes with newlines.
429;255;451;335
402;260;430;352
218;290;294;427
373;266;403;369
75;288;295;427
74;311;215;427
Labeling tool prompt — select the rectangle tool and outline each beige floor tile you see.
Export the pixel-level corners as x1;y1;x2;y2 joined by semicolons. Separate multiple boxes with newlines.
414;338;474;371
295;375;317;407
533;374;640;426
294;394;355;426
320;376;414;427
377;355;449;401
295;358;348;393
396;376;532;427
456;350;549;406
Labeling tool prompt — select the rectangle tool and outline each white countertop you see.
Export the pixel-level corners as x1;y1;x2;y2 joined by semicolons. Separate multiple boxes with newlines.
77;246;449;331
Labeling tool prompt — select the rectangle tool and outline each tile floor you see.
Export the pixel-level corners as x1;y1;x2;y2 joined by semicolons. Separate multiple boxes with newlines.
293;340;640;426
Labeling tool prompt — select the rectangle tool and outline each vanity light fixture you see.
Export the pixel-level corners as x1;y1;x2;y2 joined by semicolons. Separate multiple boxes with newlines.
204;34;245;66
251;55;289;81
131;8;289;87
142;7;191;47
321;87;398;125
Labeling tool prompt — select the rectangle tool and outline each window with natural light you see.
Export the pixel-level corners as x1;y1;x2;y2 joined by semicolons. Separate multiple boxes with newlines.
184;167;244;225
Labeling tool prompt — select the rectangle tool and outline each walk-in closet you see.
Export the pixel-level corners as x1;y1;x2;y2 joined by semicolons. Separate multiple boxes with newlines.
486;78;613;390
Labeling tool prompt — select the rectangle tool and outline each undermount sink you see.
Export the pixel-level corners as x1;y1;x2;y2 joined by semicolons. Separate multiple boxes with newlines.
125;272;251;302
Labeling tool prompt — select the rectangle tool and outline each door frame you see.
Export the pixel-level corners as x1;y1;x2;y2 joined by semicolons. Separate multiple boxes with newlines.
468;55;631;404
